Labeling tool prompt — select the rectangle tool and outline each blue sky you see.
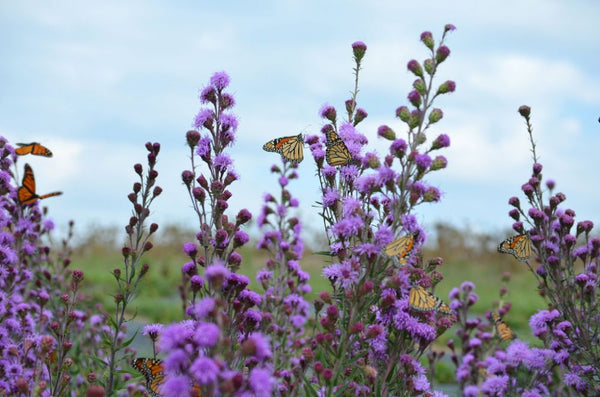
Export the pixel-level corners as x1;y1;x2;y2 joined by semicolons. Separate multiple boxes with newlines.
1;1;599;242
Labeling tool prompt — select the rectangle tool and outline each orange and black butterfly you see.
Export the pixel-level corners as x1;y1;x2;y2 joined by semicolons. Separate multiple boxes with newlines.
17;163;62;205
262;134;304;164
497;233;531;262
324;130;353;166
131;358;201;397
492;312;516;341
384;233;417;266
15;142;53;157
409;285;453;314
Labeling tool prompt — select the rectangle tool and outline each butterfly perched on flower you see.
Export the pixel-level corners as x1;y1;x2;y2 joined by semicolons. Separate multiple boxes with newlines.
324;130;353;166
15;142;53;157
409;285;453;314
262;134;304;164
492;312;516;341
384;233;417;266
18;163;63;205
131;358;201;397
497;233;531;262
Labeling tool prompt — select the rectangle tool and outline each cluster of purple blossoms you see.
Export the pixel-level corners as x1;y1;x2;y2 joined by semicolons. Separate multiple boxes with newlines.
0;138;109;396
255;162;311;393
303;26;456;395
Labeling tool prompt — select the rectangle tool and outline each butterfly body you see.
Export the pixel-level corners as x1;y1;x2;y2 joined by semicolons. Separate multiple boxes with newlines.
497;233;531;262
262;134;304;164
409;285;452;314
131;358;202;397
18;163;62;205
384;234;416;266
15;142;53;157
492;312;516;341
324;130;353;166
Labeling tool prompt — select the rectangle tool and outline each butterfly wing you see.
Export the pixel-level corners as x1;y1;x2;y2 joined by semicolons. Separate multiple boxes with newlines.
384;235;415;265
279;134;304;164
263;134;304;164
18;163;62;205
497;233;531;262
324;130;352;166
18;163;38;204
132;358;165;397
409;285;453;314
409;286;438;311
492;313;516;341
15;142;53;157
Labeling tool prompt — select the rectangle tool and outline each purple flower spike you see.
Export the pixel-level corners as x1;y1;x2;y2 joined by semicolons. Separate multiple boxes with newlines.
210;71;230;90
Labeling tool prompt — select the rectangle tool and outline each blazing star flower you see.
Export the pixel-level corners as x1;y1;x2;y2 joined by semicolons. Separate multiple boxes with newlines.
249;367;273;397
210;71;230;90
194;322;220;348
191;356;220;385
194;110;214;130
143;323;164;340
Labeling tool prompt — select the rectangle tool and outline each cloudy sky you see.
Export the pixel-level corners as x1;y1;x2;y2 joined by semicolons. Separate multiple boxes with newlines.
1;1;599;242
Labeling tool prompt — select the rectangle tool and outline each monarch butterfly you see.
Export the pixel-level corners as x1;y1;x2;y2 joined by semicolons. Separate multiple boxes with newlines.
384;233;416;266
324;130;353;166
15;142;53;157
262;134;304;164
409;285;453;314
497;233;531;262
18;163;63;205
131;358;202;397
492;312;516;341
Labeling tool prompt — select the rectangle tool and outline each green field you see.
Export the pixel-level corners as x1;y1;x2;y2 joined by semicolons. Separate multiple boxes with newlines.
72;223;546;342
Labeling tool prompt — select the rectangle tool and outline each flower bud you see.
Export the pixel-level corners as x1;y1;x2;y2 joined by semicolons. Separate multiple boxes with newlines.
420;31;434;49
435;45;450;63
407;60;424;78
436;80;456;95
351;41;367;62
377;125;395;140
396;106;410;122
428;108;443;124
518;105;531;118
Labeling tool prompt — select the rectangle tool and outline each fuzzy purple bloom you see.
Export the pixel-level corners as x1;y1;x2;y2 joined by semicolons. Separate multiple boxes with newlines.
191;356;219;385
210;71;230;90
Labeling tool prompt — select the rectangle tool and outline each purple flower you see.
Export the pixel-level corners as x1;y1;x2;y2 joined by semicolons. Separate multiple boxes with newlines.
192;297;216;319
194;110;214;130
194;322;220;347
249;367;273;397
191;356;219;385
214;153;233;172
323;261;359;289
414;153;432;169
481;375;508;395
239;290;262;306
195;136;212;157
463;385;479;397
210;71;230;90
319;104;337;121
245;333;272;361
205;262;230;286
183;242;197;258
162;375;193;397
199;85;217;104
143;323;164;340
160;323;194;351
331;216;362;239
390;139;408;158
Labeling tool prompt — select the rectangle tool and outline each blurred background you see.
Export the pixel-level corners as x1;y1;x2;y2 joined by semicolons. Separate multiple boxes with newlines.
1;1;598;357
